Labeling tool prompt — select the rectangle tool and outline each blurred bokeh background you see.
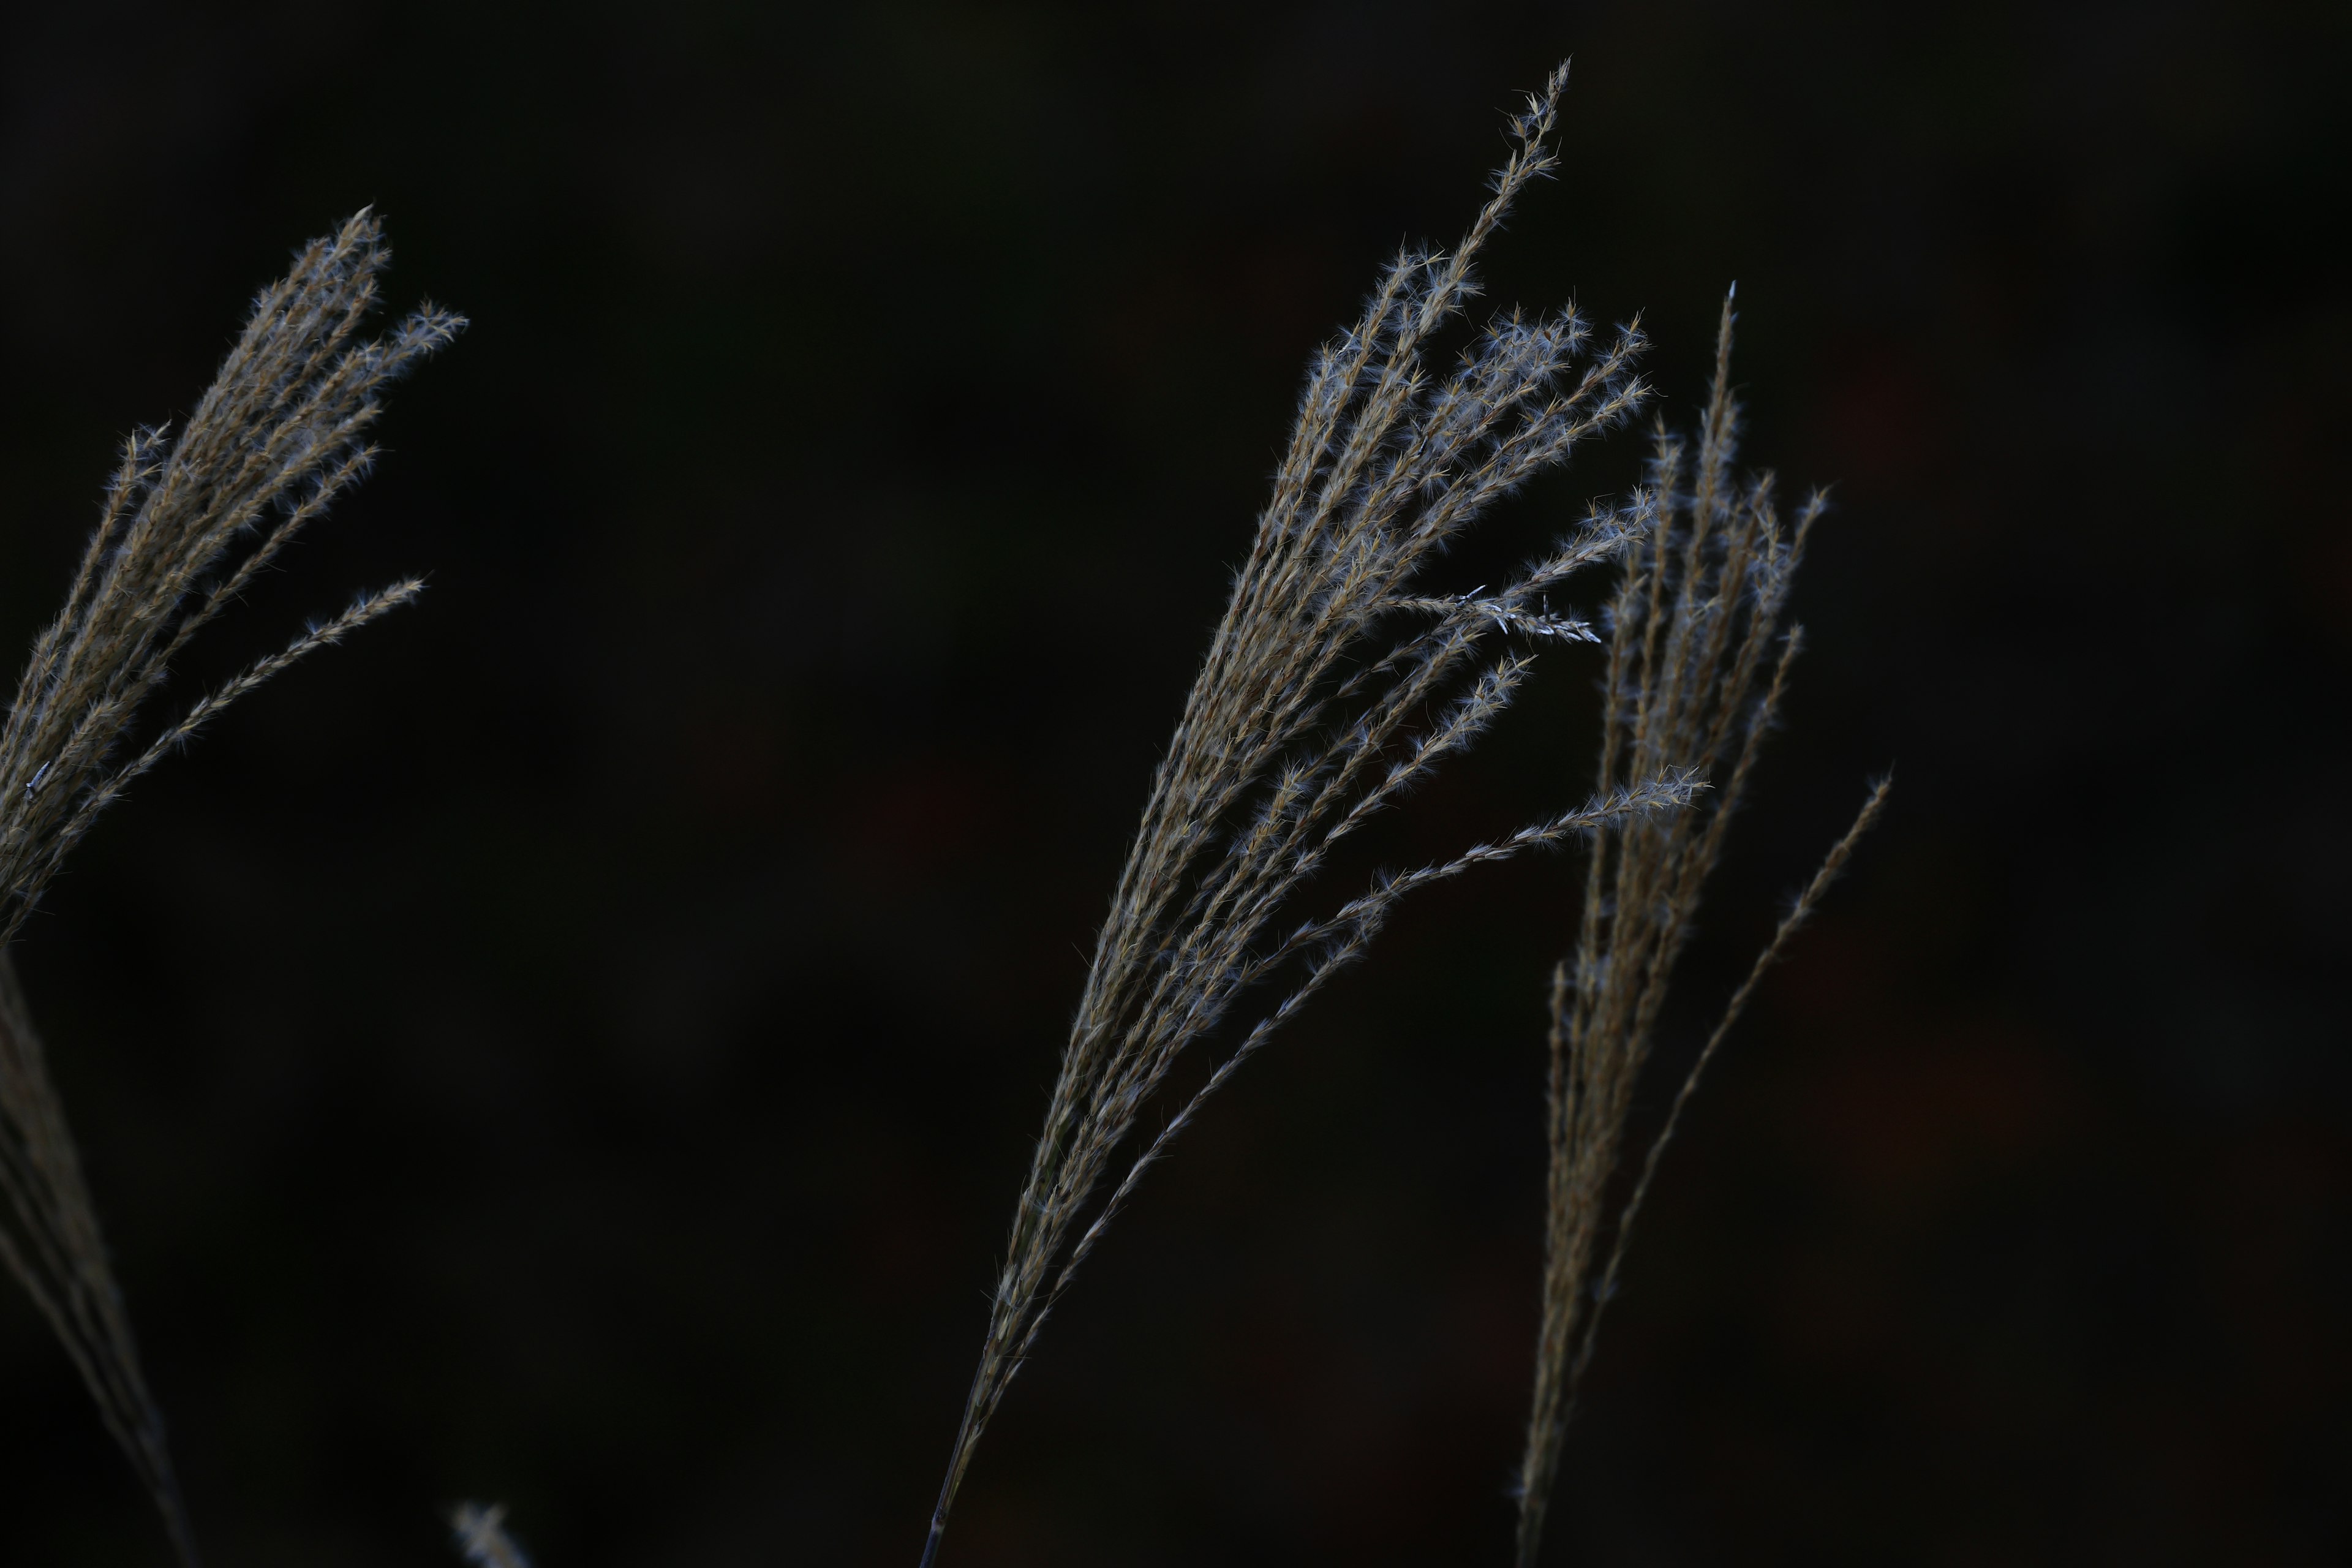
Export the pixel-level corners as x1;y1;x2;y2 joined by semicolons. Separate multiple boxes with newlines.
0;0;2346;1562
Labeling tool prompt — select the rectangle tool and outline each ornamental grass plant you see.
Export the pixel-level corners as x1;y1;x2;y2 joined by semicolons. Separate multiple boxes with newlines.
917;64;1885;1567
0;67;1883;1568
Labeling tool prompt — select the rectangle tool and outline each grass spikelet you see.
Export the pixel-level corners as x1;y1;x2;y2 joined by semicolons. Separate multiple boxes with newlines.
0;209;459;1566
1512;293;1888;1566
917;62;1687;1566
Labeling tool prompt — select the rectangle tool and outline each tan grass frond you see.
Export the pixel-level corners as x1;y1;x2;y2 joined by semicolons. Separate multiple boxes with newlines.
917;63;1691;1566
450;1501;535;1568
1511;294;1888;1566
0;210;459;1567
0;208;461;952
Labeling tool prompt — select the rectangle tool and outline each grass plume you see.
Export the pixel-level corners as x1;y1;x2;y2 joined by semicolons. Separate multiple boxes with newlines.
0;209;459;1565
917;63;1694;1566
1512;294;1888;1565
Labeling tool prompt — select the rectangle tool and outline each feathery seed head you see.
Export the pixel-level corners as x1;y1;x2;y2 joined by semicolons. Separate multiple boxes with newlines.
1513;292;1887;1568
0;213;457;1568
917;64;1687;1568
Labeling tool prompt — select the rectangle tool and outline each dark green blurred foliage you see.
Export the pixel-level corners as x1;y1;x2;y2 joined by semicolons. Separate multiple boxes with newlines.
0;1;2344;1564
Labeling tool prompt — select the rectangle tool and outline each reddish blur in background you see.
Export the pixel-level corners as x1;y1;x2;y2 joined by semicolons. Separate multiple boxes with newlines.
0;1;2346;1564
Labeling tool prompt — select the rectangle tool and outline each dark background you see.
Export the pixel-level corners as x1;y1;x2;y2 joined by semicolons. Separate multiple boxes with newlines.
0;0;2346;1563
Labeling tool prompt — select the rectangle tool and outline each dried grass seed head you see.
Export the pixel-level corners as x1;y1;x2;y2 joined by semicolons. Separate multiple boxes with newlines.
919;61;1686;1567
0;209;458;1568
0;209;461;948
1512;293;1890;1567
